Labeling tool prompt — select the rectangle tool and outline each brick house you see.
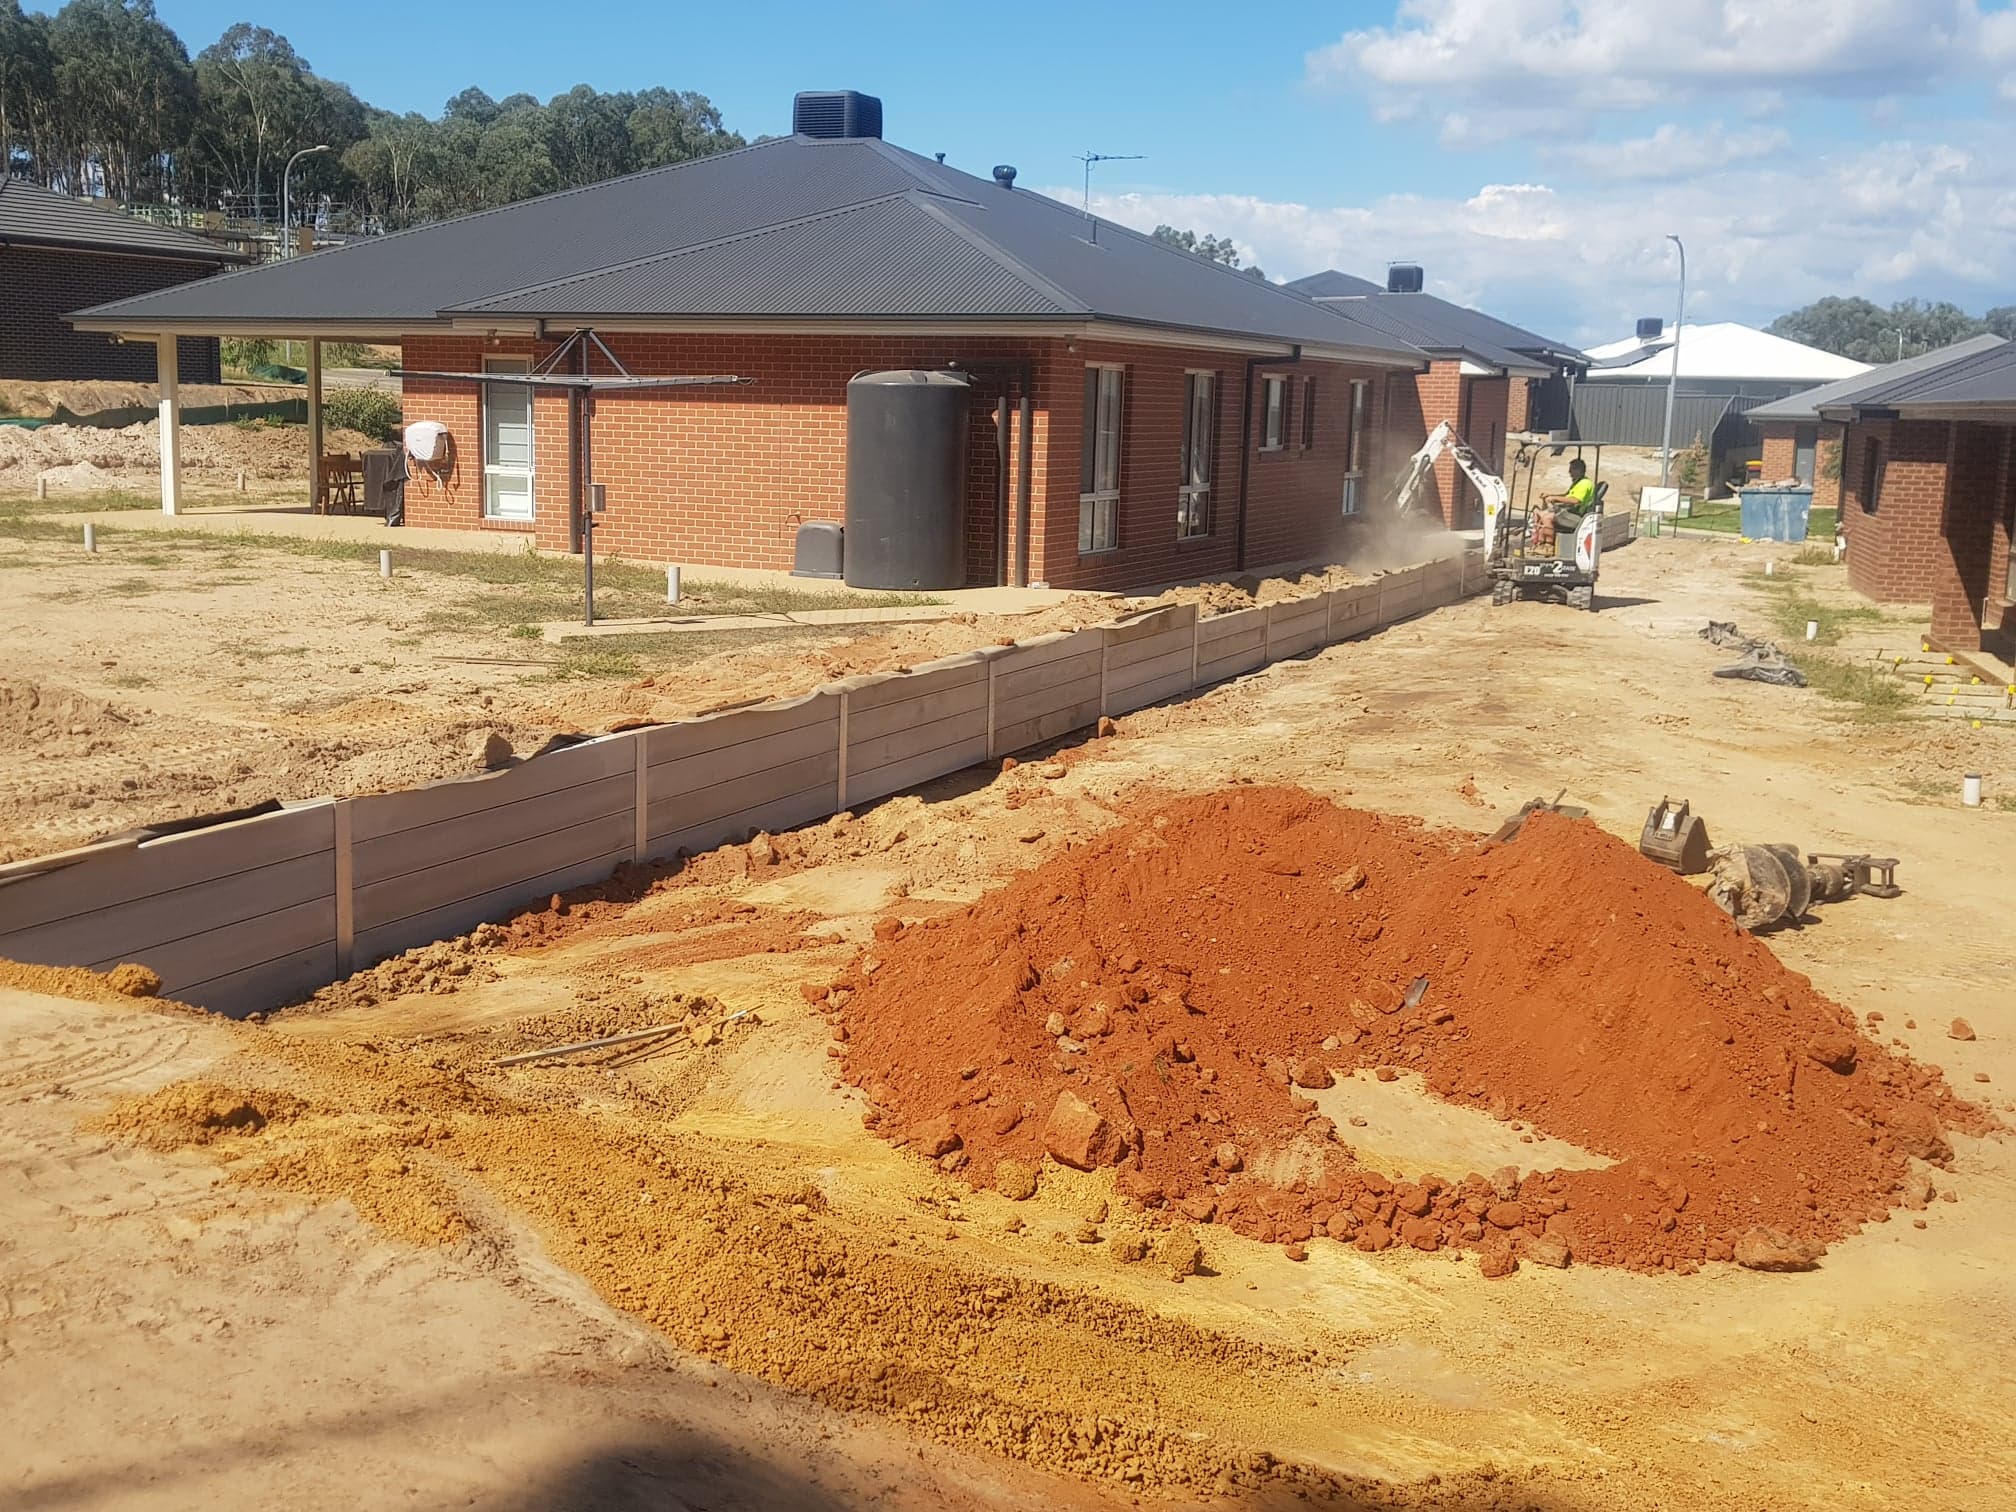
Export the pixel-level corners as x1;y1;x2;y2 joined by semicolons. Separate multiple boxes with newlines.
1816;339;2016;658
1287;269;1583;529
70;93;1427;593
1748;335;2007;516
0;177;244;382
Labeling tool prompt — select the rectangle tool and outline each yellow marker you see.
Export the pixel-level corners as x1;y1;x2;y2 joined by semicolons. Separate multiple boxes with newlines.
1972;676;1982;685
1922;642;1930;652
1924;675;1934;684
1946;655;1955;665
1974;720;1984;729
1948;696;1956;705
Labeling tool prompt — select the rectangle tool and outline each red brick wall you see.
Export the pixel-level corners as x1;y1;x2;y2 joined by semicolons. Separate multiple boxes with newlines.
400;330;1404;592
1;246;223;382
1507;376;1531;434
1757;421;1844;510
1840;418;1952;604
1360;360;1508;529
402;332;1040;583
1932;421;2014;650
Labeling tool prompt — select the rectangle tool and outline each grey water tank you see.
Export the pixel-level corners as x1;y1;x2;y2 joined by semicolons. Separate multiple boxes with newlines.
844;369;971;590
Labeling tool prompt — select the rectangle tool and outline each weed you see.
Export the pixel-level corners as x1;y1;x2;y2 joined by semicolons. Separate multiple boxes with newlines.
532;645;643;681
505;622;545;641
103;577;160;598
1995;794;2016;813
223;641;310;662
1789;546;1837;567
109;672;153;689
1787;652;1913;719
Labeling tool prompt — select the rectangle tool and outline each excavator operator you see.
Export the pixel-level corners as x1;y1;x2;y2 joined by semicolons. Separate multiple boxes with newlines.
1537;458;1595;544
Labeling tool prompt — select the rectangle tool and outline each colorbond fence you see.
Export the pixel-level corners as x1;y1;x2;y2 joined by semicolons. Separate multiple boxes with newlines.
0;553;1486;1016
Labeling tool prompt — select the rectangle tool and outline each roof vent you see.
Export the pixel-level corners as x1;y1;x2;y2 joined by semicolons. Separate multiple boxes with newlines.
1386;263;1424;294
793;91;883;140
992;164;1017;189
1636;317;1665;341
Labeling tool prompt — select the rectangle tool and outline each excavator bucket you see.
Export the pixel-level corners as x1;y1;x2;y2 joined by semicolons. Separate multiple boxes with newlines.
1639;796;1712;874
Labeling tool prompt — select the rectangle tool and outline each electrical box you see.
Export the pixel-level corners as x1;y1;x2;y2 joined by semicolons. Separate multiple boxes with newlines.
589;483;607;514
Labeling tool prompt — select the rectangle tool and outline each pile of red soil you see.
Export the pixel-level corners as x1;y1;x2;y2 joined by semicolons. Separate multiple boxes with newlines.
825;786;1991;1273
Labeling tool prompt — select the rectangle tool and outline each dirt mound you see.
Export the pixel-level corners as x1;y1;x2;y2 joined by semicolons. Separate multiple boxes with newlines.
89;1081;306;1150
0;678;130;746
291;931;501;1011
0;418;377;483
0;956;201;1013
828;787;1991;1272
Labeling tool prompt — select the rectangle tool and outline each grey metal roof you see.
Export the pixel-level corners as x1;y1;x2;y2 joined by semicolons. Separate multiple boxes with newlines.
1289;269;1383;298
1818;337;2016;416
1748;334;2007;423
69;137;1422;362
1286;270;1582;374
0;177;245;263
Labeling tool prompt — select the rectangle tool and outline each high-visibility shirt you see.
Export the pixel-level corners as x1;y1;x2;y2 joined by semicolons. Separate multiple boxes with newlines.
1564;477;1595;510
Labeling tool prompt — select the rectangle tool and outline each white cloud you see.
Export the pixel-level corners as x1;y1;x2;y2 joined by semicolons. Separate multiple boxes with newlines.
1550;123;1793;181
1309;1;2014;132
1051;134;2016;345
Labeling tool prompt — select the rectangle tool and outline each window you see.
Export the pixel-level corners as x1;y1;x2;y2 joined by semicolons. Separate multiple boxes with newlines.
1179;371;1216;539
1080;365;1123;553
1261;374;1286;450
1859;435;1884;514
481;355;534;521
1300;377;1317;449
1341;379;1369;515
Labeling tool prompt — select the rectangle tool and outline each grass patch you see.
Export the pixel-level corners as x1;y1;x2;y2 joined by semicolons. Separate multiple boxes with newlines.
505;622;545;641
1787;652;1914;720
1788;546;1838;567
109;672;153;689
1741;568;1886;647
222;641;310;662
531;645;644;682
102;577;162;598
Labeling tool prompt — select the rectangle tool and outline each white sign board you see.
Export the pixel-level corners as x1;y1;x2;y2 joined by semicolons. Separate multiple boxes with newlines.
1639;485;1683;515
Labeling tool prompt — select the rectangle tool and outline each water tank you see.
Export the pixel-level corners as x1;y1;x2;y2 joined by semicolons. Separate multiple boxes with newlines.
844;370;971;590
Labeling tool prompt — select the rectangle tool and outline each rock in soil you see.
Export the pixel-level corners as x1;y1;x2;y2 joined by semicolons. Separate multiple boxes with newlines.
1043;1091;1114;1170
1733;1226;1826;1272
1948;1017;1976;1041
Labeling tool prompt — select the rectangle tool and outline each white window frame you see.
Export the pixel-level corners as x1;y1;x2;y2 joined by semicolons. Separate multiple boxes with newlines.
1080;363;1123;554
1178;369;1215;540
1341;379;1369;516
481;354;535;521
1261;374;1287;451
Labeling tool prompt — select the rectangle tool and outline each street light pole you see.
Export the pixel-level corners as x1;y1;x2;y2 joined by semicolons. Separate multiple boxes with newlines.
1658;234;1687;490
281;144;330;260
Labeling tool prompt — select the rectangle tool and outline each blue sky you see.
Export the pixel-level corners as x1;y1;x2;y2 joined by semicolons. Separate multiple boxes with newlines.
132;1;2016;342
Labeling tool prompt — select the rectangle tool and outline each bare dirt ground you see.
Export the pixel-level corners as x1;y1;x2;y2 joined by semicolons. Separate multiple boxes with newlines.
0;417;371;501
4;536;2012;1510
0;508;1371;862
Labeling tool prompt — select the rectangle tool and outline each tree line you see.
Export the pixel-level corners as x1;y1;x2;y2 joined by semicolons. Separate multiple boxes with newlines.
0;0;742;232
1768;296;2016;365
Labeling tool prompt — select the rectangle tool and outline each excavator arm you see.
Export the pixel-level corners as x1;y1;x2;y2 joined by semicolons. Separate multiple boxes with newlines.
1392;420;1513;556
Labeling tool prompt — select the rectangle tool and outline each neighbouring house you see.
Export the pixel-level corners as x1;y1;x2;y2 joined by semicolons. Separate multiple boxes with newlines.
1746;334;2007;517
0;177;246;383
1577;323;1867;495
1788;339;2016;658
68;92;1428;593
1288;268;1584;529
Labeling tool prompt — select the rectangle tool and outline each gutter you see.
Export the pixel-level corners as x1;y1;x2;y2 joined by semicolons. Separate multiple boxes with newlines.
1235;344;1303;572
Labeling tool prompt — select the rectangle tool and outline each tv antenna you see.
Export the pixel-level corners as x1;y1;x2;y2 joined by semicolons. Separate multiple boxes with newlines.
1077;151;1143;211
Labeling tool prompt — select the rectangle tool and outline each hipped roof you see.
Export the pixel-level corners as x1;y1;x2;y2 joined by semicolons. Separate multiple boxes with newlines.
1286;270;1583;376
1747;334;2007;423
70;137;1421;364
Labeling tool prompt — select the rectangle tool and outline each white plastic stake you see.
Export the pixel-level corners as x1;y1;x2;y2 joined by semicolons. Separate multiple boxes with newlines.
1805;620;1818;641
36;476;48;500
1963;774;1982;808
82;523;96;553
1765;560;1775;576
666;565;682;605
236;469;246;493
379;549;392;578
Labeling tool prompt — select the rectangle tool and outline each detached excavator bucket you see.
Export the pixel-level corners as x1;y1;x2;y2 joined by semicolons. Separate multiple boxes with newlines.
1490;791;1589;843
1639;796;1712;874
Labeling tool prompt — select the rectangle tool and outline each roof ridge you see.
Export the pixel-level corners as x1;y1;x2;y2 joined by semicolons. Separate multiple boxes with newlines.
446;190;937;310
0;176;239;260
905;193;1087;316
